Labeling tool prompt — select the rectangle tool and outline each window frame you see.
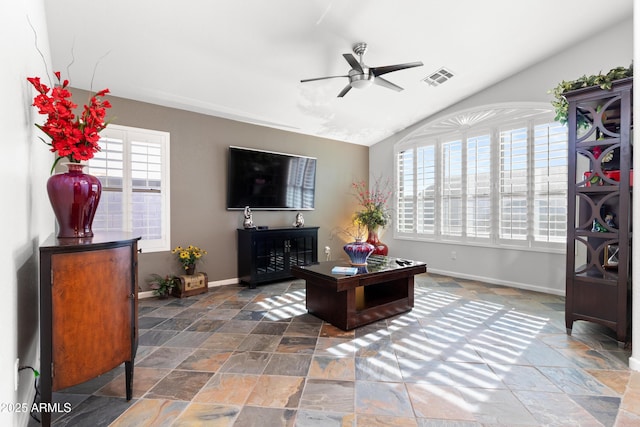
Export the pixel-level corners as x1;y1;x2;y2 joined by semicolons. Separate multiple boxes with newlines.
394;103;567;253
87;124;171;253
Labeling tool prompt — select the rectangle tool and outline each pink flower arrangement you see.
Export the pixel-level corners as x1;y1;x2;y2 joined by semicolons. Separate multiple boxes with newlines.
27;71;111;172
351;177;392;229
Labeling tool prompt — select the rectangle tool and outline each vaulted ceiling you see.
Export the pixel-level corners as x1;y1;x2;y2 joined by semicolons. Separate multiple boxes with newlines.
43;0;633;146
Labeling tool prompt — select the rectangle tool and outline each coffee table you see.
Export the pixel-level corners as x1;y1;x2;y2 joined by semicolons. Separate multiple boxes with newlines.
291;255;427;330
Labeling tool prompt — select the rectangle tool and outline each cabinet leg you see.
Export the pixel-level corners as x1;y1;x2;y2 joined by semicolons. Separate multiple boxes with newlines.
565;316;573;336
125;360;134;401
40;406;51;427
40;366;52;426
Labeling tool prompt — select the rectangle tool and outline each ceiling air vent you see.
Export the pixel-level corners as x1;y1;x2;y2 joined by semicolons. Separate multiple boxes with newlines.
423;67;454;87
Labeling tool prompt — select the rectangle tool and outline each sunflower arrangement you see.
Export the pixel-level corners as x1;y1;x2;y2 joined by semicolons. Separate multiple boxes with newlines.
172;245;207;271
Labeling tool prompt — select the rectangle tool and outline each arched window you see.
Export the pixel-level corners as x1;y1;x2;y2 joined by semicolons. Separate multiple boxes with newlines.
395;103;567;251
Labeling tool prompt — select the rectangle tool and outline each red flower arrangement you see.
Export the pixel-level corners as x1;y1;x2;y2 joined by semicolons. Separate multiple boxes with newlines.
27;71;111;172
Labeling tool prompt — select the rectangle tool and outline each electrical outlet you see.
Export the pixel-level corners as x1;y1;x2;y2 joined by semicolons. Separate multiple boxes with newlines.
14;358;19;391
451;251;456;260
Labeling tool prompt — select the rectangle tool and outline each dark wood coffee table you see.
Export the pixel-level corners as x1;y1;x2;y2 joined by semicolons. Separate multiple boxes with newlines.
291;255;427;330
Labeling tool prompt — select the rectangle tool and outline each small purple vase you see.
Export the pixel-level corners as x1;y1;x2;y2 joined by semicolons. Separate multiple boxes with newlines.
47;162;102;238
343;239;375;266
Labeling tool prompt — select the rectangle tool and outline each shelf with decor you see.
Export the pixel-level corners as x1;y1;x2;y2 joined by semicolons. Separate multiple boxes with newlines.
564;77;632;347
237;226;319;288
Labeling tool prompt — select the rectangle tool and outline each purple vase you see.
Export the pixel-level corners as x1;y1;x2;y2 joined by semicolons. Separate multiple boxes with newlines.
47;162;102;238
343;239;375;266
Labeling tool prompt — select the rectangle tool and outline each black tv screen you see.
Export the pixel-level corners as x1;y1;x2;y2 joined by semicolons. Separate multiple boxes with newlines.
226;146;317;210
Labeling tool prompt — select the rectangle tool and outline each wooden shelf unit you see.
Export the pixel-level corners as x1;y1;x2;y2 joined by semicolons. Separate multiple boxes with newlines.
564;77;633;346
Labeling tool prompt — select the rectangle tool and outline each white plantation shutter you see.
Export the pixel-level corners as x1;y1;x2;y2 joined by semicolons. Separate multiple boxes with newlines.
499;127;528;241
396;148;415;233
89;130;125;230
88;124;171;252
417;145;436;235
466;134;491;238
130;136;164;242
533;122;568;242
441;140;463;236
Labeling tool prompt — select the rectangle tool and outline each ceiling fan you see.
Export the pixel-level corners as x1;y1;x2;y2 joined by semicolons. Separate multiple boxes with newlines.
301;42;424;98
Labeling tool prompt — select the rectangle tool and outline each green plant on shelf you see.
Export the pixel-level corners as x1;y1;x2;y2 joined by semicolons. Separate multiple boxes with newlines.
549;63;633;128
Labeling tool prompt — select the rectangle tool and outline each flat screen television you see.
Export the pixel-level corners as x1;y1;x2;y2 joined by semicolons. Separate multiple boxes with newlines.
226;146;317;210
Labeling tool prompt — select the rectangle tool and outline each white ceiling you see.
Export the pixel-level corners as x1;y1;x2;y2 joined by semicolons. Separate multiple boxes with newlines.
43;0;632;146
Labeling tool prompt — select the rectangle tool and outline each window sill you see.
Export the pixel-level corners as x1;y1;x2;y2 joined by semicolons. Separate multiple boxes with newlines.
393;233;566;255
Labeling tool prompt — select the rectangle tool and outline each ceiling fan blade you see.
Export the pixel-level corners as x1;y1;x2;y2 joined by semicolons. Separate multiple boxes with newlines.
337;84;352;98
301;75;348;83
374;76;403;92
371;61;423;77
342;54;363;72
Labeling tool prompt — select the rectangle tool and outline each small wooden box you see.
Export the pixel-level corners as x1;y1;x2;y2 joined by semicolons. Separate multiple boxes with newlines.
173;272;208;298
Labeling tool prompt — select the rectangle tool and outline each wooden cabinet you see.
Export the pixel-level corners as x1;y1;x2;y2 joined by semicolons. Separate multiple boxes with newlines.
39;232;140;426
237;227;318;288
565;77;632;346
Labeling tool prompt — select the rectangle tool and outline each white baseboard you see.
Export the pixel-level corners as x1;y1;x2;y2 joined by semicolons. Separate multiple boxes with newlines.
426;268;565;296
139;290;156;299
211;277;241;287
139;277;240;299
629;355;640;371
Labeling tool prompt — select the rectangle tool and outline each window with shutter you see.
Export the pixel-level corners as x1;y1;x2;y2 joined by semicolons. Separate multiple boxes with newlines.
88;124;171;252
396;148;415;233
417;145;436;235
466;134;491;238
533;122;568;243
441;140;463;237
499;127;528;241
394;104;567;252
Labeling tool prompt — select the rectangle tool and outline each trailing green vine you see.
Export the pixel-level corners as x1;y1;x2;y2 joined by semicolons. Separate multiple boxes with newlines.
549;63;633;126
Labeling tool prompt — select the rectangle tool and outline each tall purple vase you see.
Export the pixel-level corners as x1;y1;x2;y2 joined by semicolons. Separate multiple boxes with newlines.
47;162;102;238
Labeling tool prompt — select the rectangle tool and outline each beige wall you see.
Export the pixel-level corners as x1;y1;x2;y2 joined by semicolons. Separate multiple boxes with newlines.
73;89;368;290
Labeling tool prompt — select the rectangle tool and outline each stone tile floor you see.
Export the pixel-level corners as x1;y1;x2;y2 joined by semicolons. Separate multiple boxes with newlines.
30;273;639;426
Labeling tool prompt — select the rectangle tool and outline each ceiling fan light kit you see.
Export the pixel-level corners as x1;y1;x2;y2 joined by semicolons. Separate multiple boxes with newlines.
301;42;423;97
349;72;374;89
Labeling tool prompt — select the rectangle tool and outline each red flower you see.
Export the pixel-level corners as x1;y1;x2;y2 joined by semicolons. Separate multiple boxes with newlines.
27;71;111;172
